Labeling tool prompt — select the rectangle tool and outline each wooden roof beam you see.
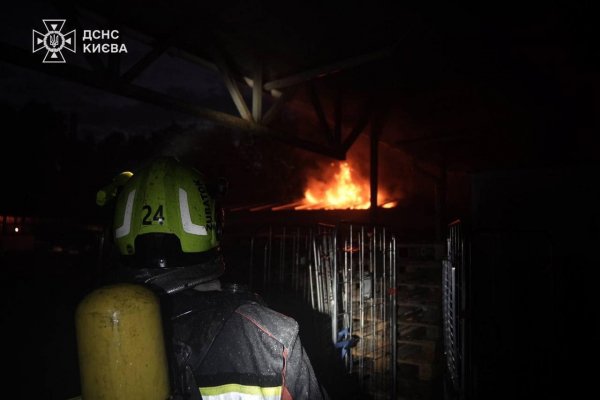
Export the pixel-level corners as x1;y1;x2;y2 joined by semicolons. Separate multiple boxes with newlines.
0;41;344;160
263;45;397;91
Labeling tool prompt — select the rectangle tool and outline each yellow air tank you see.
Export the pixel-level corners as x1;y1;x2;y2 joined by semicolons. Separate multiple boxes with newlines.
75;283;171;400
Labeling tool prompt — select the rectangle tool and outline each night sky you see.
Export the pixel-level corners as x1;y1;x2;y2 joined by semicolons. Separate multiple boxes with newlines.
1;1;236;135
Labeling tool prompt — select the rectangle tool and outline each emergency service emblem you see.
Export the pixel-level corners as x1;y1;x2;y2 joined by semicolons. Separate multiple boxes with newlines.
32;20;76;63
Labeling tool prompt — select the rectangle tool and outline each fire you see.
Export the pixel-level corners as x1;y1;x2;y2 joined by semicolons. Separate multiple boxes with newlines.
296;162;396;210
381;201;398;209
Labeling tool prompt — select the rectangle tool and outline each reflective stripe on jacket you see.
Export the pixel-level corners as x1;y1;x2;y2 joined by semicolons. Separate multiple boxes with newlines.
199;383;282;400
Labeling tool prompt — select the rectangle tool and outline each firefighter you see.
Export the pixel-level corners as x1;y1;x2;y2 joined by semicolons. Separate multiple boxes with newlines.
92;157;328;400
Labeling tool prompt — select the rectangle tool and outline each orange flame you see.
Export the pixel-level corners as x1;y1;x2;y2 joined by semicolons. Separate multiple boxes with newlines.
296;162;396;210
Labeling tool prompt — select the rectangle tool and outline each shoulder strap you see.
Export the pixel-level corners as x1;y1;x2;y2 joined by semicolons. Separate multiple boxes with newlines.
164;290;255;397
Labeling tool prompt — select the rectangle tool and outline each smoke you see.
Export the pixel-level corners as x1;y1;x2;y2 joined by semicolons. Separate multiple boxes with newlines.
148;121;409;207
298;134;407;205
157;121;215;159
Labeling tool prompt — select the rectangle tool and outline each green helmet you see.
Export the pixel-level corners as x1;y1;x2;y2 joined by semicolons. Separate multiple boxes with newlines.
111;157;224;292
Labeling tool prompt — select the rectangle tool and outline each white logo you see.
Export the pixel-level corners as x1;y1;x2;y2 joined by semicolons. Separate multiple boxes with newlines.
32;20;76;63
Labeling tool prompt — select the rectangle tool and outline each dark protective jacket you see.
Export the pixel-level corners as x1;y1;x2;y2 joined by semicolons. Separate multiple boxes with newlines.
165;287;327;400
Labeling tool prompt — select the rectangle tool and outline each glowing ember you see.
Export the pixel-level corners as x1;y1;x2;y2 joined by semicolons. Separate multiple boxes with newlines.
296;162;396;210
381;201;398;209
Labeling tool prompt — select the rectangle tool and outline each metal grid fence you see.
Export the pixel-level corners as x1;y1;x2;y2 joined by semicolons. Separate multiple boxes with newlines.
442;220;464;392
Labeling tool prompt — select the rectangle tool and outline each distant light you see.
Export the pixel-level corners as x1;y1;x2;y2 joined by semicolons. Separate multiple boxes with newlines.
14;227;19;233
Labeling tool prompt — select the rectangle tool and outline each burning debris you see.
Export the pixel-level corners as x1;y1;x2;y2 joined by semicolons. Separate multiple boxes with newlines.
226;155;403;213
296;161;398;210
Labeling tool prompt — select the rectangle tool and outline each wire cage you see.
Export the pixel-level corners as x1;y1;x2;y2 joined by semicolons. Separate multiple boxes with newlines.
243;223;399;399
